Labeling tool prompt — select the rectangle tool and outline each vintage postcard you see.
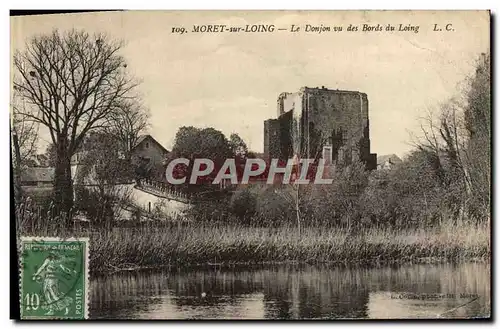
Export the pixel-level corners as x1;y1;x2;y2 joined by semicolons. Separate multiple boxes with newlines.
11;10;490;320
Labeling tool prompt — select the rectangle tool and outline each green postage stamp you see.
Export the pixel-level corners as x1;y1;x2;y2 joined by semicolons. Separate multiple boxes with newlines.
19;237;90;319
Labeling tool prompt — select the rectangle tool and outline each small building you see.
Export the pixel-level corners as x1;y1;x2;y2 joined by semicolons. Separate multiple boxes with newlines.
20;167;54;187
130;135;170;181
20;165;83;189
376;154;402;170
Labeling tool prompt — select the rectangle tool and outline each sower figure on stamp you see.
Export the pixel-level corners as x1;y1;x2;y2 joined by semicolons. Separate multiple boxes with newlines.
32;252;75;316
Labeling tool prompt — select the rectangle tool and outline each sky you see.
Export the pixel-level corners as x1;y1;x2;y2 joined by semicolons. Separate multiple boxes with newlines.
10;11;490;158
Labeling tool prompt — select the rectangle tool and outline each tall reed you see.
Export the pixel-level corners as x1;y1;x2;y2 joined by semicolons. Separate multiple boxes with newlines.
17;199;490;275
87;220;490;274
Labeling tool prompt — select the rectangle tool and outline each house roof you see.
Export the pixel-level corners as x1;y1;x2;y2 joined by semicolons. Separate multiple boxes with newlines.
132;134;169;154
377;154;402;165
21;167;54;182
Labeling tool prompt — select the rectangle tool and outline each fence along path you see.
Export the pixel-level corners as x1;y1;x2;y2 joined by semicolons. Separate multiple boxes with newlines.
135;179;192;204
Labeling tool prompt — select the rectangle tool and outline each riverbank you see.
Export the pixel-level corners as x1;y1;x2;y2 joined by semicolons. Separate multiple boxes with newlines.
86;221;490;275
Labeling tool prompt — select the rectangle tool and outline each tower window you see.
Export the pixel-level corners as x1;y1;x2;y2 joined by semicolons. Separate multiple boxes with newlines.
145;142;149;148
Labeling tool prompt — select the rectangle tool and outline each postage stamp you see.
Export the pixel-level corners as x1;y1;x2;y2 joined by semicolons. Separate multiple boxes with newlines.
19;237;89;320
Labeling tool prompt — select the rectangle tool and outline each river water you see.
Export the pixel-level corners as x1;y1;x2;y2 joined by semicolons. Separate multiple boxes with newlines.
90;262;490;319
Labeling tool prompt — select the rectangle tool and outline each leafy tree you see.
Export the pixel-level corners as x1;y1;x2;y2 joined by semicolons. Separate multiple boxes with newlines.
254;185;295;226
74;132;133;226
365;150;446;228
304;160;369;229
228;133;248;160
76;132;134;185
169;126;233;188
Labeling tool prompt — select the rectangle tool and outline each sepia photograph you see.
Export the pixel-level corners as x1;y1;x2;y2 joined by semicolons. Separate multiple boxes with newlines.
10;10;491;320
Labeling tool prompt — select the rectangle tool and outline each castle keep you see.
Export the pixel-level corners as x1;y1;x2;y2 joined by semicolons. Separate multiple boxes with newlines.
264;86;377;170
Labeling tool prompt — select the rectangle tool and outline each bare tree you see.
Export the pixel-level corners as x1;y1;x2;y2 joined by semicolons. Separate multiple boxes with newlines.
464;52;491;218
439;102;472;194
11;93;39;202
411;52;491;223
13;29;139;218
11;97;39;167
106;99;150;156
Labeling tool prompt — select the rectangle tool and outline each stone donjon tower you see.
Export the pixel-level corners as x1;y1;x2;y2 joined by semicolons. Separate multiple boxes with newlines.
264;86;377;170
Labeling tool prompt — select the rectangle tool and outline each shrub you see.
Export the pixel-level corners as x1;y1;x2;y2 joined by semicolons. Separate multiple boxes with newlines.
229;187;257;222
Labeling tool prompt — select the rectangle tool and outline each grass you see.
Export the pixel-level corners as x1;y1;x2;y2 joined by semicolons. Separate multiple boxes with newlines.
84;221;490;274
16;200;490;276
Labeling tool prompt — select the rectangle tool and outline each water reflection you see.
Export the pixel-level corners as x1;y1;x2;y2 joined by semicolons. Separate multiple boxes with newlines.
91;262;490;319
